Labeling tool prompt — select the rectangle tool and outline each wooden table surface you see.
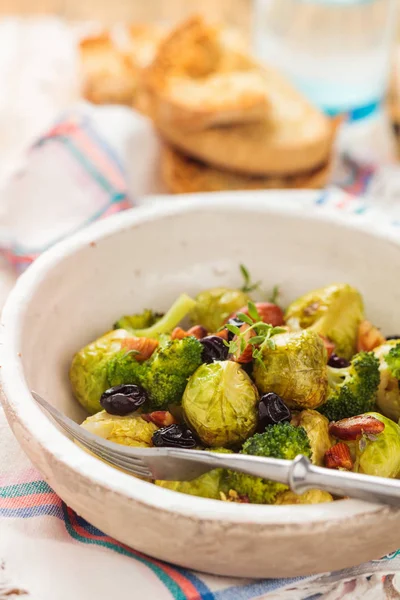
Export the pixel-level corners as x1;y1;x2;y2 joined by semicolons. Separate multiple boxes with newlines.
0;0;252;33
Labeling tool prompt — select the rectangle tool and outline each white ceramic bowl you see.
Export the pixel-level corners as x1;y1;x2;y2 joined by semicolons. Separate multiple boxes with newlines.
2;191;400;579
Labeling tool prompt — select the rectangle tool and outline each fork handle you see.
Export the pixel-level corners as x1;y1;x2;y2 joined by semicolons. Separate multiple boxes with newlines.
195;452;400;506
291;456;400;506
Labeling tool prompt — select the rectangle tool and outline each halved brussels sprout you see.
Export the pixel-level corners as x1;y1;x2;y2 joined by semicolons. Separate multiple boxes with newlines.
253;330;327;410
294;409;332;466
190;287;249;332
275;489;333;504
70;329;131;414
81;410;157;447
182;361;259;447
285;283;364;360
351;412;400;479
374;340;400;422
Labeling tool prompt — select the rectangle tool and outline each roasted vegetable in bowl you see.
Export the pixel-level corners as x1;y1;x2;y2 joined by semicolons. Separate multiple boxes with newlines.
69;269;400;505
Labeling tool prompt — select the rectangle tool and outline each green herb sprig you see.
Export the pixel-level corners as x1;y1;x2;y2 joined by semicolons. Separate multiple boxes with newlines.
223;301;286;359
239;264;262;294
239;264;281;307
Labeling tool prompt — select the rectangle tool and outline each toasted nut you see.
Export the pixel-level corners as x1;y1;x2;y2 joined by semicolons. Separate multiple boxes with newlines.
231;323;255;364
220;489;250;503
142;411;177;427
121;337;158;361
319;335;335;359
357;320;385;352
215;328;229;340
329;415;385;441
186;325;207;339
172;325;208;340
324;443;353;470
227;302;284;327
171;327;189;340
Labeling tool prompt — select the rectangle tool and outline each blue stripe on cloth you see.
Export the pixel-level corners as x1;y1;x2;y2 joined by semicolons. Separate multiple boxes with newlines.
214;576;308;599
0;504;64;519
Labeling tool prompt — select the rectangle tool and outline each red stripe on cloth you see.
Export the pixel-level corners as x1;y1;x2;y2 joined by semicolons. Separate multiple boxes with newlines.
72;128;127;190
0;492;59;509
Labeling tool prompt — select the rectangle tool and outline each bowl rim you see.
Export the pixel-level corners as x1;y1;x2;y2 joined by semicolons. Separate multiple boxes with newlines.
1;190;396;525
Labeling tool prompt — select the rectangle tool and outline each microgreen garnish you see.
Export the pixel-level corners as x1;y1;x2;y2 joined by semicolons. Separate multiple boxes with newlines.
268;285;280;304
223;300;285;360
240;264;261;294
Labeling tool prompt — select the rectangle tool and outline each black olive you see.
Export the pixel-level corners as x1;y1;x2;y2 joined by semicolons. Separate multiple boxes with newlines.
386;335;400;341
199;335;229;363
328;354;350;369
100;384;148;416
152;424;197;448
226;317;245;341
258;393;291;431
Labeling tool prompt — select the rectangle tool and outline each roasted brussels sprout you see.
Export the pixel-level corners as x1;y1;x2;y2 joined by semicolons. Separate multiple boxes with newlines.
81;410;158;447
182;361;259;447
155;449;230;499
190;287;249;332
374;340;400;422
156;470;224;500
275;489;333;504
226;423;311;504
350;412;400;479
294;409;332;466
70;329;133;414
252;330;327;410
285;283;364;360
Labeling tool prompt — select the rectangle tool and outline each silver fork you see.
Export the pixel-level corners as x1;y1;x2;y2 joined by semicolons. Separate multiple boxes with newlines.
32;391;400;506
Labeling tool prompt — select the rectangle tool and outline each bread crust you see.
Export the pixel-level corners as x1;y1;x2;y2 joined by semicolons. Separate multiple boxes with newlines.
141;16;271;130
162;145;332;193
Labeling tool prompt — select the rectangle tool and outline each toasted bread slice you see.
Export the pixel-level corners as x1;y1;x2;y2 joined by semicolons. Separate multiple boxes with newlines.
162;145;332;193
156;63;335;176
79;33;138;106
126;24;166;69
141;16;270;130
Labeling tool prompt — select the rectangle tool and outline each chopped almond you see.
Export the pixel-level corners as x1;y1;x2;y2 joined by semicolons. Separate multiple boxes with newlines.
329;415;385;441
142;411;177;427
324;443;353;470
172;325;207;340
215;328;229;340
121;337;158;361
171;327;189;340
186;325;207;339
357;320;385;352
227;302;284;327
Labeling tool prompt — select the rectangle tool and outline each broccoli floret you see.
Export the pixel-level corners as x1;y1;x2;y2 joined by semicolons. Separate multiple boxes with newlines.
318;351;380;422
285;283;364;360
143;337;203;409
226;422;311;504
106;351;145;389
385;344;400;379
113;294;197;339
114;309;162;333
105;337;203;409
